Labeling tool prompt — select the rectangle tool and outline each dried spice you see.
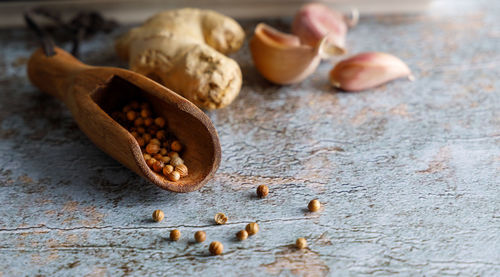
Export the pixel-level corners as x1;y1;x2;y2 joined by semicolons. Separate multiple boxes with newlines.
236;230;248;241
152;209;164;222
112;100;189;182
170;229;181;241
209;241;224;255
308;199;321;212
256;185;269;198
194;231;206;243
245;222;259;235
296;237;307;249
214;213;228;225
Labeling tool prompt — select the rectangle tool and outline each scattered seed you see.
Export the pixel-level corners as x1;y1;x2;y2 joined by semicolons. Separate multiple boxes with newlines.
214;213;228;225
308;199;321;212
152;210;164;222
296;237;307;249
246;222;259;235
170;229;181;241
256;185;269;198
209;241;223;255
194;231;206;243
236;230;248;241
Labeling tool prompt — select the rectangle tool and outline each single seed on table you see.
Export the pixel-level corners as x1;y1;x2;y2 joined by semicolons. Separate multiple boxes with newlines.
170;229;181;241
155;117;166;128
146;158;156;168
246;222;259;235
296;237;307;249
163;164;174;175
214;213;228;225
236;230;248;241
167;171;180;181
126;110;137;121
194;231;206;243
144;117;153;126
209;241;223;255
152;209;164;222
175;164;188;177
146;143;160;154
308;199;321;212
134;117;144;126
171;140;183;152
170;156;184;167
256;185;269;198
152;161;164;172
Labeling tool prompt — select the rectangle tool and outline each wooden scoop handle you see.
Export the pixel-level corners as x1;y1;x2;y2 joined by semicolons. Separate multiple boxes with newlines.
27;47;89;101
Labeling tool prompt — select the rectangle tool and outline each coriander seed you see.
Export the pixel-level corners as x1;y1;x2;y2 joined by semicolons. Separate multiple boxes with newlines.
209;241;223;255
170;156;184;167
214;213;228;225
134;117;144;126
150;138;161;145
140;109;152;118
245;222;259;235
142;133;151;143
146;143;160;154
167;171;180;182
308;199;321;212
146;158;156;168
256;185;269;198
155;117;166;128
296;237;307;249
170;229;181;241
144;117;153;126
194;231;206;243
152;161;164;172
175;164;188;177
171;140;183;152
236;230;248;241
163;164;174;175
159;148;168;156
161;156;171;164
136;137;145;147
152;209;164;222
126;110;137;121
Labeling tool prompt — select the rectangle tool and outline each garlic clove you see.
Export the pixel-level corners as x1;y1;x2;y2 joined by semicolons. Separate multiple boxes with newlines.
249;23;322;85
292;3;358;56
329;52;412;91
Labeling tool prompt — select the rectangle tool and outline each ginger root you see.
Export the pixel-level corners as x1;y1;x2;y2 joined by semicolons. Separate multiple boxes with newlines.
115;8;245;109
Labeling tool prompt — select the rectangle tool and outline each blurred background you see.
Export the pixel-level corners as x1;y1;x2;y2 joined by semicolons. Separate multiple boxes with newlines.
0;0;436;27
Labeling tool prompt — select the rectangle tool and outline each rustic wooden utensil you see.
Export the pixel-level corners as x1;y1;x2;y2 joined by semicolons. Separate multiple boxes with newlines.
27;47;221;192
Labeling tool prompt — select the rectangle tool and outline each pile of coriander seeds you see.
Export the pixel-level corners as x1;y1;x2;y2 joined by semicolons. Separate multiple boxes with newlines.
111;100;188;182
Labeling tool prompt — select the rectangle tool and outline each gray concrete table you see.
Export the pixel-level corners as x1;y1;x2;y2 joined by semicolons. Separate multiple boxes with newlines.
0;0;499;276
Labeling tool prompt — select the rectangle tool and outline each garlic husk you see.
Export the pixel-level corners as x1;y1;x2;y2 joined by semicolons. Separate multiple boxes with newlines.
329;52;412;91
292;3;357;56
249;23;322;85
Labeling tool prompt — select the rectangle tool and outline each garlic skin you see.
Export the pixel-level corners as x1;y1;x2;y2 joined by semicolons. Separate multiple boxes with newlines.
249;23;323;85
329;52;412;91
292;3;358;55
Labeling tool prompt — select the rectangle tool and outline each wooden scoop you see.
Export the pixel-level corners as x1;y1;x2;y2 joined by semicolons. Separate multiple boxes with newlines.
27;47;221;192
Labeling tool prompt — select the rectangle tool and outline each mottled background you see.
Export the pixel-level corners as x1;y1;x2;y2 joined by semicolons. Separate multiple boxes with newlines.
0;0;499;276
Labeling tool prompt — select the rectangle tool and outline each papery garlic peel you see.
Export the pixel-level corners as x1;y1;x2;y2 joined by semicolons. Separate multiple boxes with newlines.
249;23;322;85
329;52;412;91
292;3;357;56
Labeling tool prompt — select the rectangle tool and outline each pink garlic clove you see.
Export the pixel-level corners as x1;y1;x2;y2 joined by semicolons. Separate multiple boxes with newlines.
292;3;358;56
329;52;412;91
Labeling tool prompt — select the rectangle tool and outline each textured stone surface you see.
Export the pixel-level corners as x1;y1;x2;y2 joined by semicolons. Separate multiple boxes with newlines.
0;1;499;276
